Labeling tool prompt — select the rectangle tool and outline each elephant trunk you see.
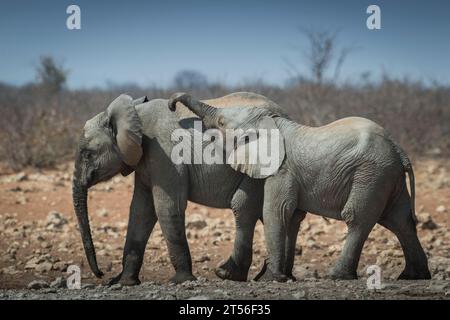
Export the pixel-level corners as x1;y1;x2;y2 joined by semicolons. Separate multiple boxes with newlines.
72;181;104;278
168;92;218;121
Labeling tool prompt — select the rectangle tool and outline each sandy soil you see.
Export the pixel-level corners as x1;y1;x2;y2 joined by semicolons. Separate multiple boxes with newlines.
0;158;449;299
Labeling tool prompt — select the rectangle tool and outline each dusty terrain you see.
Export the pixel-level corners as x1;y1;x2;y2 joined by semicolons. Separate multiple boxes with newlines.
0;158;449;299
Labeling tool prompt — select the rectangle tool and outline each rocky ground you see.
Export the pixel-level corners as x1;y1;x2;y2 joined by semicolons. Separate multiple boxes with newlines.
0;158;449;300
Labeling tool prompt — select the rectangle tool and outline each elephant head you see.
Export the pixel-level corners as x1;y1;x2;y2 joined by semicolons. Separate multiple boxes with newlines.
168;93;285;179
72;94;147;277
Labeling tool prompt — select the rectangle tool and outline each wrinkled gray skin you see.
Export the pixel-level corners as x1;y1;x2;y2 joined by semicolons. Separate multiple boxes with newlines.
72;92;302;285
168;93;431;281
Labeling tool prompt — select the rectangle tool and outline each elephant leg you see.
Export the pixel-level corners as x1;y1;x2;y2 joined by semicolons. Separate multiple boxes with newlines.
152;181;195;284
378;184;431;280
257;174;298;282
255;209;305;281
284;209;306;280
215;179;263;281
109;178;156;286
330;184;386;280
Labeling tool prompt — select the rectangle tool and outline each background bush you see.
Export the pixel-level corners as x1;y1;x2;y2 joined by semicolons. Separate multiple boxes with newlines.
0;56;449;172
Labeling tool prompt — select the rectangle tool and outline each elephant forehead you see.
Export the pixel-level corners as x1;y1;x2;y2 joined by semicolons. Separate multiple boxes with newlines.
83;113;106;137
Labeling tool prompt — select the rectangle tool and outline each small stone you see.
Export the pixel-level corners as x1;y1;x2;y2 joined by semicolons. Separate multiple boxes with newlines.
419;213;438;230
188;295;210;300
42;288;57;294
46;211;68;229
41;241;52;249
27;280;49;290
186;213;207;230
436;205;447;214
50;277;66;289
195;255;210;263
82;283;95;290
292;290;306;299
52;261;68;271
35;262;53;273
110;283;122;290
96;208;109;217
15;172;28;182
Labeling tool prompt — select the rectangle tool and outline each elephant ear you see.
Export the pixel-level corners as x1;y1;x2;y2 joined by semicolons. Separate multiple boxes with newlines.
227;116;285;179
107;94;143;166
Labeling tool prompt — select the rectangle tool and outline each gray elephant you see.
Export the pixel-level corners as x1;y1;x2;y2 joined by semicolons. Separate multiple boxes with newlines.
72;92;302;285
168;92;432;281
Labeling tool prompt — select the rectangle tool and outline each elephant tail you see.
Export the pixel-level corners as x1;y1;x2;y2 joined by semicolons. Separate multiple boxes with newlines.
391;140;417;225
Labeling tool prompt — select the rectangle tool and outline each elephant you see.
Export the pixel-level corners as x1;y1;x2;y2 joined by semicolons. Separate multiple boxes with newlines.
168;92;432;281
72;92;303;285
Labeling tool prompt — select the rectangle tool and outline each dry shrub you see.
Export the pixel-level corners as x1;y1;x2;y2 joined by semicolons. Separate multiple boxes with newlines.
0;77;448;172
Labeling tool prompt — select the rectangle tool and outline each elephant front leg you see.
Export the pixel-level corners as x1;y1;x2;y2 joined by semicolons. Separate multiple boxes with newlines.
257;175;298;282
109;179;157;286
152;186;195;284
254;209;304;281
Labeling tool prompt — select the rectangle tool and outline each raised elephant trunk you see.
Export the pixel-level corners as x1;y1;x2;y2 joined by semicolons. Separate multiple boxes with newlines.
168;92;218;120
72;181;104;278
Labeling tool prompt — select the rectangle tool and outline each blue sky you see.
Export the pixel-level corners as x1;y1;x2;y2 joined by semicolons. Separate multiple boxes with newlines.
1;0;449;88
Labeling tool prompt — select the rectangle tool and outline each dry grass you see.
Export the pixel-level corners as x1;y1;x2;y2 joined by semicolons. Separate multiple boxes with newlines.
0;78;449;171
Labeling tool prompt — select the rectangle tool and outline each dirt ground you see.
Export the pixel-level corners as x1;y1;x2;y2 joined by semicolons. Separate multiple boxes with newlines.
0;158;449;299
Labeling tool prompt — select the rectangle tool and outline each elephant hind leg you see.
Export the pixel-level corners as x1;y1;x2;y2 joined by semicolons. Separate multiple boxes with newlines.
378;185;431;280
330;185;387;280
284;209;306;280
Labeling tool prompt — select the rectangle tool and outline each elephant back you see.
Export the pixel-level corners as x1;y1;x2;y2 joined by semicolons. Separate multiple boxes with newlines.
174;92;289;120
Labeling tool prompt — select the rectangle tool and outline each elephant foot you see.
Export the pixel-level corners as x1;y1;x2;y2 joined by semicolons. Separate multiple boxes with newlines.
108;272;141;286
170;272;197;284
398;267;431;280
254;260;288;282
329;266;357;280
215;257;248;282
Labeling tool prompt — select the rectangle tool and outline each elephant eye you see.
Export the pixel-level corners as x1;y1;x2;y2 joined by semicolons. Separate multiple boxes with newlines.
218;117;225;127
83;150;92;160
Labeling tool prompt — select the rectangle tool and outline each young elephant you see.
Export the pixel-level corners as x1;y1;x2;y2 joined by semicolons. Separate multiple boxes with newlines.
168;92;431;281
72;92;302;285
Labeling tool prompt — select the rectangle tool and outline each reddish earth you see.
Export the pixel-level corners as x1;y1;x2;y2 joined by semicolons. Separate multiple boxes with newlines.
0;158;449;299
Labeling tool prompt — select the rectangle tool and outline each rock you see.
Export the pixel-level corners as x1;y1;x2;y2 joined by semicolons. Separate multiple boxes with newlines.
52;261;68;271
41;241;52;249
35;262;53;273
96;208;109;217
42;288;57;294
50;277;66;289
27;280;49;290
188;295;210;300
427;283;450;292
25;257;41;269
2;266;20;275
46;211;68;229
15;195;27;205
195;255;210;263
186;214;207;230
110;283;122;290
82;283;95;290
292;290;306;299
295;264;319;279
436;205;447;214
419;213;438;230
